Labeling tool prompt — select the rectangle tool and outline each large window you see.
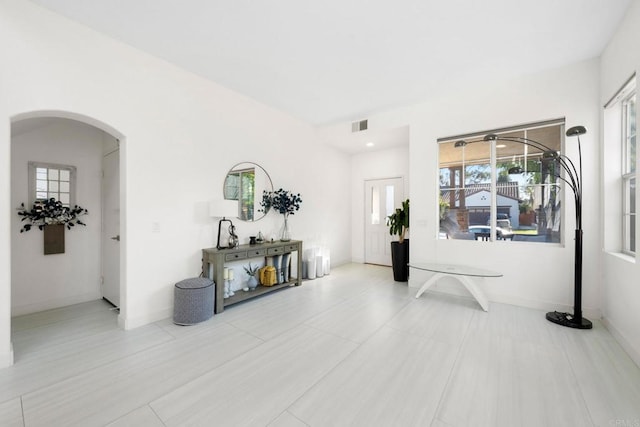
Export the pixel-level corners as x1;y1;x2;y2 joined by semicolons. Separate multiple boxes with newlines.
438;121;564;243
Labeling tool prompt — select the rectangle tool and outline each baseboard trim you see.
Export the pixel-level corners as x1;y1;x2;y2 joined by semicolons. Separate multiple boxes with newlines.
0;343;14;368
118;307;172;330
11;292;102;317
409;278;602;319
601;317;640;369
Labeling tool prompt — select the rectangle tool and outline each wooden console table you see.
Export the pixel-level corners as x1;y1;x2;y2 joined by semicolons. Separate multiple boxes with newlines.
202;240;303;314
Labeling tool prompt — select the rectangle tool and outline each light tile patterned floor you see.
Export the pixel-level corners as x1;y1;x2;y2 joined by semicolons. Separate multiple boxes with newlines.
2;263;639;426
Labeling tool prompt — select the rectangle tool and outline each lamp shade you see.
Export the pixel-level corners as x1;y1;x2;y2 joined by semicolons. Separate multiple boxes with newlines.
209;199;237;219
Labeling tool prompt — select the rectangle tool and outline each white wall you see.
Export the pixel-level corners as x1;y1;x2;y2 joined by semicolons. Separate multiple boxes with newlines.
11;119;105;315
339;58;602;317
599;0;640;366
350;146;410;263
0;0;351;367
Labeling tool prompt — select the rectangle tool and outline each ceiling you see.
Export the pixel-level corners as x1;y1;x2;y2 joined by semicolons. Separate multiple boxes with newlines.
25;0;632;151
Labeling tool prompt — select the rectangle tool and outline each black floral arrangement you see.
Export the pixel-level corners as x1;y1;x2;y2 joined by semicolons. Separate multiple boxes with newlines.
17;198;88;232
260;189;302;216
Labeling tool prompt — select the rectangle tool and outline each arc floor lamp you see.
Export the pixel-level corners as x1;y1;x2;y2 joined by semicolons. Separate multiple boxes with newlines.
458;125;592;329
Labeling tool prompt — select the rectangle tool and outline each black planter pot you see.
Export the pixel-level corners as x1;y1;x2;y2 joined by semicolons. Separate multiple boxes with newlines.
390;239;409;282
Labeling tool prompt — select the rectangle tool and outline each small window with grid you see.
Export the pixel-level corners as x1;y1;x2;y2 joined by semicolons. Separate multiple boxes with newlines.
28;162;76;207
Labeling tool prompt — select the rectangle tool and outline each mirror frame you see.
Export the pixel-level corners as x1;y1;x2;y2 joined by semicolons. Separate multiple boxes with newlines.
223;162;273;222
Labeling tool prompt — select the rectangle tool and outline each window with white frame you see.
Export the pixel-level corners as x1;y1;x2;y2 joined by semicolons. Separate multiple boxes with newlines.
28;162;76;207
622;87;636;255
604;76;636;256
438;120;565;243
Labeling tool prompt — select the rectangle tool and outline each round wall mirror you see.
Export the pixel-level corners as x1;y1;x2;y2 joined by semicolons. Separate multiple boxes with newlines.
223;162;273;221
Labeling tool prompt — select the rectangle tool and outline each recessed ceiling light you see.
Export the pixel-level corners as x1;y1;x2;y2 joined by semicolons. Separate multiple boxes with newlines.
366;142;375;147
496;144;507;148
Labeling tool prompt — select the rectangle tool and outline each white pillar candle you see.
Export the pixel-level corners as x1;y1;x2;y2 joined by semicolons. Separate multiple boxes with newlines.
223;268;229;279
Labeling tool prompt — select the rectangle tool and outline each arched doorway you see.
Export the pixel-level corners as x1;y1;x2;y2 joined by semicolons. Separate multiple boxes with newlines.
9;111;125;362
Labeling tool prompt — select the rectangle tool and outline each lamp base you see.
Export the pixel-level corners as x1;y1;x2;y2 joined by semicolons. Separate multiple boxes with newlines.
545;311;592;329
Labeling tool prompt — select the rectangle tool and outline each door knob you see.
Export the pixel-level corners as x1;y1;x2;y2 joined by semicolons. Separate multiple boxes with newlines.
111;235;120;241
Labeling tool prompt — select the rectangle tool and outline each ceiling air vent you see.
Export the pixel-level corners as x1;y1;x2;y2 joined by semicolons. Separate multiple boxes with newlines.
351;119;368;132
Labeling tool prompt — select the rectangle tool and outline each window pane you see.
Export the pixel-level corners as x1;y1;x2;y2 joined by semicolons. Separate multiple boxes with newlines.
631;215;636;253
631;177;636;214
36;180;47;192
439;140;464;189
465;164;491;185
624;214;635;253
49;181;59;192
630;95;636;173
625;94;636;174
36;192;47;200
626;177;636;254
59;169;70;181
48;169;59;180
371;186;380;225
631;134;637;174
59;181;70;192
385;185;395;218
59;193;70;205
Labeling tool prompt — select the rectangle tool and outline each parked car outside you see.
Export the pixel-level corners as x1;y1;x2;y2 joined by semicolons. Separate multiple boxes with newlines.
486;213;512;230
469;225;514;240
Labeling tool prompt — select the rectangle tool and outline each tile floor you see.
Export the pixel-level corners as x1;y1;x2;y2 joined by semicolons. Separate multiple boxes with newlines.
2;263;640;426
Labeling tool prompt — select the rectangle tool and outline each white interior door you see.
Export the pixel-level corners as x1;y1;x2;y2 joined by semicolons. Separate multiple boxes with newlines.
102;149;120;307
365;177;404;266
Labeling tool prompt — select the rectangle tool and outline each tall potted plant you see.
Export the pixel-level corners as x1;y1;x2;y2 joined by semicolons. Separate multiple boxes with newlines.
387;199;409;282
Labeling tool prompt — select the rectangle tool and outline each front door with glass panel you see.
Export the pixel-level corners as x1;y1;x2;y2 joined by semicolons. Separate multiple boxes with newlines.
365;177;404;266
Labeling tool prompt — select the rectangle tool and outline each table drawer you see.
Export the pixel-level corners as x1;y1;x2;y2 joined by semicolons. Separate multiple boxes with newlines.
225;252;247;261
247;248;267;257
285;244;298;252
267;247;285;255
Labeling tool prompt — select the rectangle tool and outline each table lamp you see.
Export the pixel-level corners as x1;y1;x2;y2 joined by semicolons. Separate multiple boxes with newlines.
210;199;238;249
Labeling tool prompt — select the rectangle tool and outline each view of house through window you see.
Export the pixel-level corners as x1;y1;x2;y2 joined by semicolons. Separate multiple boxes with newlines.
438;121;564;242
28;162;76;207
